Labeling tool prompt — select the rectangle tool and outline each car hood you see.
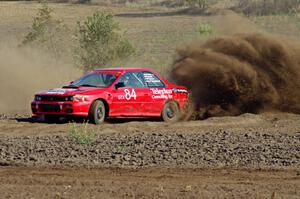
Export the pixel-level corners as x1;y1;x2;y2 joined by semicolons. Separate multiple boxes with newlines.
36;86;107;96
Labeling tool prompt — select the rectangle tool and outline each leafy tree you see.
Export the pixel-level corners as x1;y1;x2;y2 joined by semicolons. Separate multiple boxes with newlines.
22;2;69;60
74;11;135;72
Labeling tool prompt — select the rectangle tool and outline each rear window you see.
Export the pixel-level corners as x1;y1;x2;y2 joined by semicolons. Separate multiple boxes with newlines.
142;72;165;88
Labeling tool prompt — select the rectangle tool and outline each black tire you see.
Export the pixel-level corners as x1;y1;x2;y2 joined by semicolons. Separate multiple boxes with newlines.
161;100;181;122
44;115;60;123
89;100;106;124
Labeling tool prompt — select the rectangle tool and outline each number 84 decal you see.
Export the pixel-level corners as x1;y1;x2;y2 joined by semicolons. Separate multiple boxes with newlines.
118;89;137;100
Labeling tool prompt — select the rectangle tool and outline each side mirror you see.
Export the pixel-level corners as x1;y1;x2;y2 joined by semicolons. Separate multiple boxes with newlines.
115;82;125;89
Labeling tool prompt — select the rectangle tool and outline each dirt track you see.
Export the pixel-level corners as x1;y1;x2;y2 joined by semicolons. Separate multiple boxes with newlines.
1;167;299;199
0;112;300;198
1;113;300;169
0;1;300;198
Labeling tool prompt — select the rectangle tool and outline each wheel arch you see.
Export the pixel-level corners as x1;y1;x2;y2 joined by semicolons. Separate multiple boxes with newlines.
165;99;180;108
161;99;180;115
161;99;181;122
90;98;110;118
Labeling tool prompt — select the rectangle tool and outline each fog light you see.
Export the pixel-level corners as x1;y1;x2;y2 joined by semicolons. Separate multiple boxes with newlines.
63;104;73;108
65;109;73;113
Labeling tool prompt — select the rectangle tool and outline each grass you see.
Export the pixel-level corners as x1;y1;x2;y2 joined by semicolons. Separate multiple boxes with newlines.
116;144;127;153
0;1;300;76
249;13;300;38
197;22;213;37
69;122;97;145
0;2;216;75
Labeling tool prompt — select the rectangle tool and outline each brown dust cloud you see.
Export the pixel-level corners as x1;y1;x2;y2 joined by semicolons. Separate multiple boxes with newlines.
170;33;300;119
0;45;80;114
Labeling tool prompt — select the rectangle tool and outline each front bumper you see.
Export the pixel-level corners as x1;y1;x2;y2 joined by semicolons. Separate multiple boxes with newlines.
31;101;89;117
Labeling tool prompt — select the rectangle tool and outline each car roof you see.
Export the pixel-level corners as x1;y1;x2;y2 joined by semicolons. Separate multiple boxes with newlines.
92;67;169;85
93;67;155;73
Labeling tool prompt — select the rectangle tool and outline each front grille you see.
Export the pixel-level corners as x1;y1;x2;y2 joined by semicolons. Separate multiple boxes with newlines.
40;96;67;102
39;104;61;112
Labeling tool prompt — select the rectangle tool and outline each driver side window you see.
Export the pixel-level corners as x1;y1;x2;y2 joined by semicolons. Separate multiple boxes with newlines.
118;72;147;88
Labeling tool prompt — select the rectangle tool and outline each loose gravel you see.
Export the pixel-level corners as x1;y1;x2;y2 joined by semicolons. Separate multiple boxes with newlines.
1;130;299;169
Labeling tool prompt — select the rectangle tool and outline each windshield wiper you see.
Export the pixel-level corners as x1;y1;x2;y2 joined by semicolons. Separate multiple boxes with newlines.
78;84;98;87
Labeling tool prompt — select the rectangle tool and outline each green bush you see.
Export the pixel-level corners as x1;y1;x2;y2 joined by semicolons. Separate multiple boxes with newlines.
22;2;69;59
235;0;300;16
198;22;213;37
69;122;97;145
185;0;209;10
74;11;135;72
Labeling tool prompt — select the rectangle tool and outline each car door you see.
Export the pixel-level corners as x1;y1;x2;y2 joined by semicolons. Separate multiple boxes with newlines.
110;72;149;116
142;71;173;115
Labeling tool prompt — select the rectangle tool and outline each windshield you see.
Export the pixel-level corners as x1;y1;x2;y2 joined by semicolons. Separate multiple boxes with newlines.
71;73;117;88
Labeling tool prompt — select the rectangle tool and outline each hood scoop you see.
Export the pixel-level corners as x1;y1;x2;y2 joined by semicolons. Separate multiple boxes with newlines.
62;85;79;89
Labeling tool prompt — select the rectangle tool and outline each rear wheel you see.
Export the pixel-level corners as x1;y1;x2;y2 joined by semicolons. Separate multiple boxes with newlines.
89;100;106;124
161;100;181;122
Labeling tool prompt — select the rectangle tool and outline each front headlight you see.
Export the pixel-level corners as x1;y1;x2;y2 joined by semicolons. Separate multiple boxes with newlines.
34;95;42;101
74;95;88;102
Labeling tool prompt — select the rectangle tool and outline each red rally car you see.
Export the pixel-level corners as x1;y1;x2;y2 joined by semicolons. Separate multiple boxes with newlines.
31;67;189;124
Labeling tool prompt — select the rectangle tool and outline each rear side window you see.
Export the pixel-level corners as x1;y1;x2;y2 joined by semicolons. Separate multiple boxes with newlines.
142;72;165;88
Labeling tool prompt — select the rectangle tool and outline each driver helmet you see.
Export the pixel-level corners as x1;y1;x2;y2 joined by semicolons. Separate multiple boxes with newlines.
124;75;130;86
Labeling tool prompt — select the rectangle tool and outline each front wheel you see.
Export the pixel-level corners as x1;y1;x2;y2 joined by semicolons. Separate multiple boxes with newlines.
89;100;106;124
161;100;181;122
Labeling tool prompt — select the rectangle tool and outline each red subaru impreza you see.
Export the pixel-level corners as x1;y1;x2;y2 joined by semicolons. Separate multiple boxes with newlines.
31;67;189;124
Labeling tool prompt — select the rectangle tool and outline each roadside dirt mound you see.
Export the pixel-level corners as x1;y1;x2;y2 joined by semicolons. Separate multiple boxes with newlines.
170;33;300;119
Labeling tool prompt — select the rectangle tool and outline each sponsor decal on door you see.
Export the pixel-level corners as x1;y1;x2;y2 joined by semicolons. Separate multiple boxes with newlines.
118;89;137;100
150;88;173;99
